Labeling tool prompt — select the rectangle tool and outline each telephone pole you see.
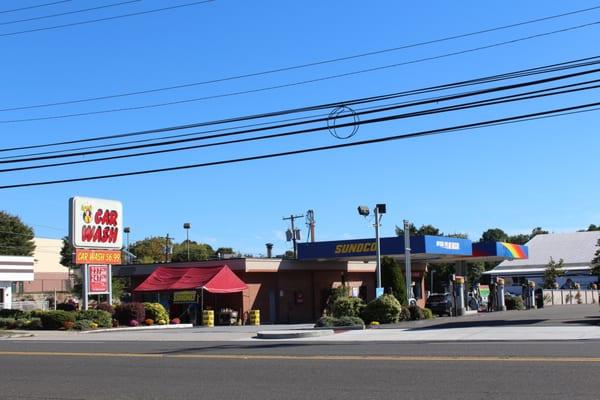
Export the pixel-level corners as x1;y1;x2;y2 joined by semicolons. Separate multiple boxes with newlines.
283;214;303;258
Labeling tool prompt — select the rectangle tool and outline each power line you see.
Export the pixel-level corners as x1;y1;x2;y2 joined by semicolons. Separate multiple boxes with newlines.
2;77;598;173
2;21;598;125
2;4;599;113
3;67;598;164
0;0;215;38
1;102;598;190
0;0;141;27
2;55;597;159
0;1;71;15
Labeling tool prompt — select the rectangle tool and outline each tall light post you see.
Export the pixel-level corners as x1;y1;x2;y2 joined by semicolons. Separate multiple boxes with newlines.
358;204;386;296
183;223;191;261
403;219;413;302
123;227;131;264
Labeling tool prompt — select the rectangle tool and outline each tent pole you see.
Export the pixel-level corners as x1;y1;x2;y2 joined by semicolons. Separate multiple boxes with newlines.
200;288;204;326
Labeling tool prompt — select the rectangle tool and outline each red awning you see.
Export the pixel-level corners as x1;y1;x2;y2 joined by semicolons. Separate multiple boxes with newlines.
133;265;247;294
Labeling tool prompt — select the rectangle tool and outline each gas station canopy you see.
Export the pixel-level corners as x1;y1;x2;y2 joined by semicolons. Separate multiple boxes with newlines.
297;235;528;263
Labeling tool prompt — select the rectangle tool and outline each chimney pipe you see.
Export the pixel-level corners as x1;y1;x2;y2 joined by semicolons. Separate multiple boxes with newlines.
266;243;273;258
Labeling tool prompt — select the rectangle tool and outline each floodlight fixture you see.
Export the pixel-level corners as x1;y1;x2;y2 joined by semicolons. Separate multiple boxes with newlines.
357;205;370;216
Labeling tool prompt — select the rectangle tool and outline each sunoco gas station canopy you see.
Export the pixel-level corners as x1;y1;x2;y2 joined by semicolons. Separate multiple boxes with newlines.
297;235;528;263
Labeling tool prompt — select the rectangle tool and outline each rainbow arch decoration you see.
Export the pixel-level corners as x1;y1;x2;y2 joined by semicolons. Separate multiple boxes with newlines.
472;241;528;260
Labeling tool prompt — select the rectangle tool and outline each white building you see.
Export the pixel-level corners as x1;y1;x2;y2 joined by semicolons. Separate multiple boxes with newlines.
488;231;600;291
0;255;35;309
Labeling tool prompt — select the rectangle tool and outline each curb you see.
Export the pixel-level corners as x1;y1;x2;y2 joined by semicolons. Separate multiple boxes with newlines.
81;324;194;333
256;329;334;339
313;325;365;331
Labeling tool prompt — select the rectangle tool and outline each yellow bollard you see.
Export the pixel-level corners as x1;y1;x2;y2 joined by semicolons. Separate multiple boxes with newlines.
202;310;214;327
249;309;260;326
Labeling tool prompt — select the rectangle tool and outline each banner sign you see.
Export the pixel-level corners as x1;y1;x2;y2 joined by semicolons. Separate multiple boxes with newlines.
89;265;109;293
69;196;123;250
75;249;122;265
173;291;197;303
297;235;472;260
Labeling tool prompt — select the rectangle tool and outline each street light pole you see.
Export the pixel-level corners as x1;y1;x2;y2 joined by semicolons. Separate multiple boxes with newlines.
123;227;130;264
183;223;191;262
374;206;382;290
403;219;413;302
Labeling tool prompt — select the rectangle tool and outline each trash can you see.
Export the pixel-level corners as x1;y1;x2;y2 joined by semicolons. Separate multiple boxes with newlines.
249;309;260;326
202;310;214;327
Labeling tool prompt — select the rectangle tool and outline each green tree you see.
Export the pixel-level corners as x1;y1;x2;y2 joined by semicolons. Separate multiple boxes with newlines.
480;228;508;243
591;238;600;280
543;257;564;289
530;227;548;238
215;247;235;256
395;223;417;237
0;211;35;256
586;224;600;232
467;262;485;286
381;257;407;305
507;234;530;245
129;236;168;263
59;236;75;268
112;277;127;302
171;241;214;262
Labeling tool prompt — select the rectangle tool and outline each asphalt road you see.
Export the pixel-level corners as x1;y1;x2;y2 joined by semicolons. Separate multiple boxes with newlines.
1;306;600;399
1;340;600;400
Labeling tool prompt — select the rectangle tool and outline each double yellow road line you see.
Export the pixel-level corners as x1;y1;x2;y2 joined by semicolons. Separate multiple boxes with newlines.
0;351;599;363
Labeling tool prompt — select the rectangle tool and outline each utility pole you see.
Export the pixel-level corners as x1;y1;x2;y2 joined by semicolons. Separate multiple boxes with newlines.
283;214;303;258
403;219;413;303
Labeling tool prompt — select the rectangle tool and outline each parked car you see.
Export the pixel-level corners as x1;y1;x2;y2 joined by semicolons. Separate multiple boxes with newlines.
426;293;454;316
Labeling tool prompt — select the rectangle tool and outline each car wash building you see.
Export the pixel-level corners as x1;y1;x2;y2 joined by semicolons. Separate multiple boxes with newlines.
113;234;528;324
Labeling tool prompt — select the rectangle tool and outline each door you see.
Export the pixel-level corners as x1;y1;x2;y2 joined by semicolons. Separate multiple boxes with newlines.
0;288;4;308
268;290;277;323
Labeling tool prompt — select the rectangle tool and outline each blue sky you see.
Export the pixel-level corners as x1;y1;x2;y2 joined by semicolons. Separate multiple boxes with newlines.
0;0;599;255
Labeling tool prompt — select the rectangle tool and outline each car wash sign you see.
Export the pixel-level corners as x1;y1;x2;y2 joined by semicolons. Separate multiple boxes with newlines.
69;196;123;250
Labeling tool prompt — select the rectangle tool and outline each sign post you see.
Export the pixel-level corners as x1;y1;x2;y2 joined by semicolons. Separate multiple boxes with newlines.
69;197;123;309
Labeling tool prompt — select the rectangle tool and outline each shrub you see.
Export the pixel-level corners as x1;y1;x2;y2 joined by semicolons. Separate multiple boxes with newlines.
27;318;43;330
314;316;364;327
331;296;365;318
505;295;525;310
30;310;46;318
422;308;434;320
90;322;98;329
170;318;181;325
143;303;169;324
40;310;76;330
0;309;30;319
157;319;167;325
399;306;411;321
408;305;425;320
115;303;145;325
74;319;94;330
56;303;78;312
63;321;75;330
0;318;16;329
96;302;115;316
112;319;119;328
129;320;139;327
76;310;112;328
144;319;154;326
360;294;402;324
335;316;365;327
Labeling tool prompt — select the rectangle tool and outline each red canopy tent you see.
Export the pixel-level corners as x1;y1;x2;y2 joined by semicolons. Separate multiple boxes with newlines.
133;265;247;293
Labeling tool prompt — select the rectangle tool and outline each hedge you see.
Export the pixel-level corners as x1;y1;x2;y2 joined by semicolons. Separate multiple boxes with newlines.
360;294;402;324
76;310;112;328
331;296;365;318
315;316;365;327
143;303;169;324
115;302;146;325
40;310;76;330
